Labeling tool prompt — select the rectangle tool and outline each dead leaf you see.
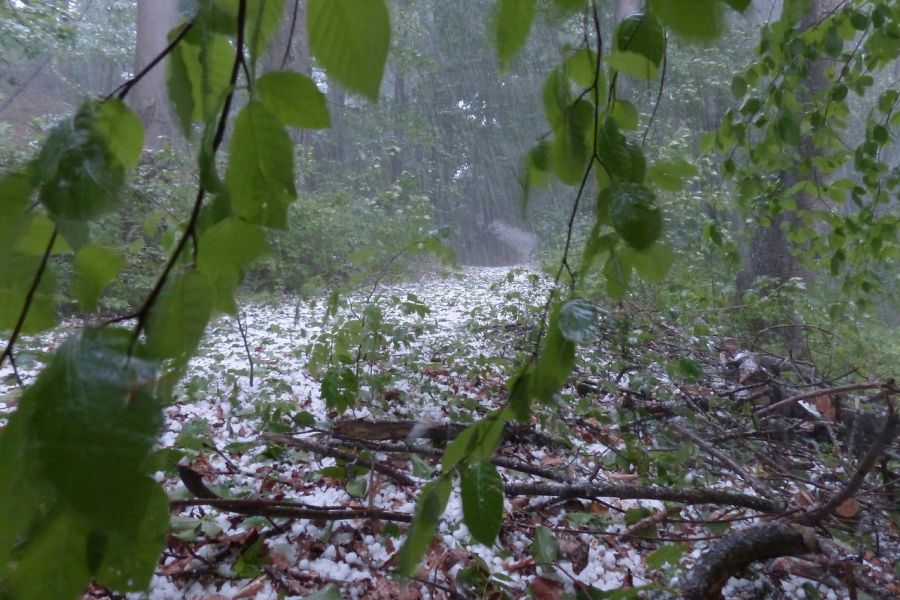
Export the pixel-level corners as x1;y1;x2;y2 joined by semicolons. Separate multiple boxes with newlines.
233;576;267;599
531;576;563;600
835;497;859;519
814;394;836;421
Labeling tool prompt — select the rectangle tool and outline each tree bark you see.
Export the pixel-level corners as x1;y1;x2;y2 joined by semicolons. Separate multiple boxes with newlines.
133;0;180;145
737;0;833;293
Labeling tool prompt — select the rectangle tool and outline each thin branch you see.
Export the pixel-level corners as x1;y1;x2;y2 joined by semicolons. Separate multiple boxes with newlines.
107;21;194;101
0;227;58;374
126;1;248;350
235;309;255;387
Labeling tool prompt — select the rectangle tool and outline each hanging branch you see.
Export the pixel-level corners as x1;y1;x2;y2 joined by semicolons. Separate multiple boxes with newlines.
127;0;249;350
106;21;194;102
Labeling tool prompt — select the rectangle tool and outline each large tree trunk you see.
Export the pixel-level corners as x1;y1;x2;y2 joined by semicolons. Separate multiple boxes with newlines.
737;0;831;293
133;0;179;145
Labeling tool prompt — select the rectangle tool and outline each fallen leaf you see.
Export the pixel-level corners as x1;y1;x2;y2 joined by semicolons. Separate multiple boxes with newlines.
531;576;563;600
835;497;859;519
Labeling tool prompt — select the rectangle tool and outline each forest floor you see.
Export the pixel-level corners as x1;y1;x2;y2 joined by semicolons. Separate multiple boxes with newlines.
1;265;898;600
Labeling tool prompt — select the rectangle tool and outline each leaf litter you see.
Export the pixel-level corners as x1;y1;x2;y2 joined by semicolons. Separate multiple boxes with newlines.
1;265;898;599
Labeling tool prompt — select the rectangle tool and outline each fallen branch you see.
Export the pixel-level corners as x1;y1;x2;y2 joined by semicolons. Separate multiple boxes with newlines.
796;402;899;526
502;482;778;512
680;522;820;599
171;498;412;523
263;431;568;482
175;465;412;522
261;432;419;486
756;379;897;418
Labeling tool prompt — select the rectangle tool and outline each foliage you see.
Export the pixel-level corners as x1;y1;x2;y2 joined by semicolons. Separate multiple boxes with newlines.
1;0;899;595
0;0;392;594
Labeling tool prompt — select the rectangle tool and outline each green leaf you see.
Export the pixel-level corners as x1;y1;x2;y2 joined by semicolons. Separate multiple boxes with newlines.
0;328;166;589
648;0;724;41
226;101;296;228
167;29;199;136
534;304;576;403
646;543;687;569
167;28;234;136
606;182;662;250
730;75;748;99
647;157;698;192
308;0;390;100
256;71;331;129
606;51;658;80
551;99;593;185
0;251;58;334
14;214;70;256
398;477;452;576
461;461;504;546
531;525;559;565
495;0;535;71
558;299;598;343
598;117;645;183
93;483;169;591
37;102;127;221
611;99;639;131
145;271;215;359
246;0;286;59
95;99;144;169
442;423;478;472
603;251;632;300
542;68;570;129
301;585;343;600
0;171;33;237
3;508;92;600
197;217;270;313
631;243;674;283
508;366;535;421
776;112;801;145
321;365;358;412
615;12;665;67
74;245;124;311
564;48;600;88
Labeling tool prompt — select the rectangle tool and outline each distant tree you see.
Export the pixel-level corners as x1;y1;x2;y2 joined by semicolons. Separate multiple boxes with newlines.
132;0;179;143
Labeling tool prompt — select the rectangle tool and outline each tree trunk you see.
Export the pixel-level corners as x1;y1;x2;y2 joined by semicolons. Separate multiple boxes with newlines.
133;0;180;145
737;0;831;293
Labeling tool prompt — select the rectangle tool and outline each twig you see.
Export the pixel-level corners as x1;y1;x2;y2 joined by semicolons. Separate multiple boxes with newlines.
670;418;774;499
107;21;194;101
235;309;254;387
